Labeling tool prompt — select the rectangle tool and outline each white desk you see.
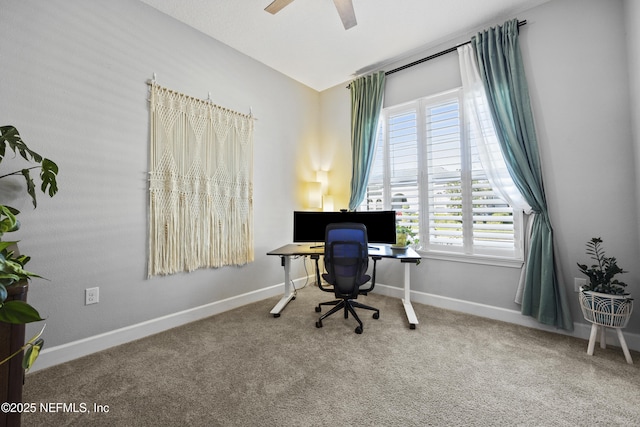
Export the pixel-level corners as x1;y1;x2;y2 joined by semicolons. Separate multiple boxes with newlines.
267;243;422;329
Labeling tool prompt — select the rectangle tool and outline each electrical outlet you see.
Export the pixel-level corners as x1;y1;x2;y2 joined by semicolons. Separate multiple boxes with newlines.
574;278;586;292
85;287;99;305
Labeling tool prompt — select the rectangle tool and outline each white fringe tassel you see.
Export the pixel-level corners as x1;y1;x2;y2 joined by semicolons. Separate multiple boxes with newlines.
148;83;254;277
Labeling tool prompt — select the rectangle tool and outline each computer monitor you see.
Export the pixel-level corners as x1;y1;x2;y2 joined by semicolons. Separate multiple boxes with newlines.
293;210;397;244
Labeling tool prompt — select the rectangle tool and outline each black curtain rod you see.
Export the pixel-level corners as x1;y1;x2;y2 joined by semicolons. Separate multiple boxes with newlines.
348;20;526;87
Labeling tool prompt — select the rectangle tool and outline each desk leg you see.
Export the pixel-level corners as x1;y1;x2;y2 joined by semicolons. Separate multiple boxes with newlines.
401;261;419;329
270;255;296;317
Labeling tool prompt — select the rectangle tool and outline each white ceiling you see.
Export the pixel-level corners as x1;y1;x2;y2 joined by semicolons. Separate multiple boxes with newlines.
139;0;550;91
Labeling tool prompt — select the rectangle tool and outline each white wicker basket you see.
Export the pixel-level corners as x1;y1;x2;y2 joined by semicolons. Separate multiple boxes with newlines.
579;290;633;328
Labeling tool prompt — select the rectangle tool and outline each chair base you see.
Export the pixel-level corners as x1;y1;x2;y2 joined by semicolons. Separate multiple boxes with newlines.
315;299;379;334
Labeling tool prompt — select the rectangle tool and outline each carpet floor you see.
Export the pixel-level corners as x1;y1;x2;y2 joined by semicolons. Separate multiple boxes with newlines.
22;284;640;426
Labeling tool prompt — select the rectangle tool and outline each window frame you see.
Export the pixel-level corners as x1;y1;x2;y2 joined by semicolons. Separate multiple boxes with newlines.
362;88;524;266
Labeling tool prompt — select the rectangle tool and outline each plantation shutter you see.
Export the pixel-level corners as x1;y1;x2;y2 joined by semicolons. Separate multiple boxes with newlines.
388;108;419;236
470;152;515;250
426;98;463;247
360;88;519;258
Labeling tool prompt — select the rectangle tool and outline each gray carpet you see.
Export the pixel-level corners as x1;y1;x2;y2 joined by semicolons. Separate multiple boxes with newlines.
22;284;640;426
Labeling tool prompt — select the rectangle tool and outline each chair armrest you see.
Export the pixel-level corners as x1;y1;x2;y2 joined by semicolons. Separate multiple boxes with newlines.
359;256;379;294
312;254;333;293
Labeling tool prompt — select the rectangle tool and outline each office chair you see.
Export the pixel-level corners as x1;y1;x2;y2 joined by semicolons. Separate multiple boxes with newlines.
314;222;379;334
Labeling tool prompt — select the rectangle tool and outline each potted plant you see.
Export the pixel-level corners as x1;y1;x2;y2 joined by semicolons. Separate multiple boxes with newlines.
0;205;46;358
395;225;409;248
394;224;419;250
0;125;58;424
577;237;634;364
0;125;58;326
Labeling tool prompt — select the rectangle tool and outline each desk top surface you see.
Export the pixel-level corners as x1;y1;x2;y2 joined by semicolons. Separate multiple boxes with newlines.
267;243;421;261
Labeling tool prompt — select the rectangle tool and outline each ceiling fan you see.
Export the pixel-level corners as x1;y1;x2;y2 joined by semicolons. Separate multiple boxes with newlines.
265;0;357;30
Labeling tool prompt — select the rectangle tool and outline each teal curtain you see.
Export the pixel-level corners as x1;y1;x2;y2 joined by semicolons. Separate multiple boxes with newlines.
348;71;386;211
471;20;573;330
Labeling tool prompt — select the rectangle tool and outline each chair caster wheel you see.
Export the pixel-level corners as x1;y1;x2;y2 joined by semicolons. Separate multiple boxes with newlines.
410;324;416;330
315;306;321;312
373;312;379;319
273;313;280;318
355;326;363;334
316;321;322;328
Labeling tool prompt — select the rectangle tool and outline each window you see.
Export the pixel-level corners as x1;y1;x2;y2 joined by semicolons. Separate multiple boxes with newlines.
361;89;523;260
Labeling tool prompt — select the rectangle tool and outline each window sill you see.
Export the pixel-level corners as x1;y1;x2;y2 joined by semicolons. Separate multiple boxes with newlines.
416;249;524;269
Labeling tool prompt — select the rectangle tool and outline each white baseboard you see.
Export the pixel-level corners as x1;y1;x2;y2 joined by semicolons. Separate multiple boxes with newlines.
32;278;638;373
30;278;307;373
373;283;640;353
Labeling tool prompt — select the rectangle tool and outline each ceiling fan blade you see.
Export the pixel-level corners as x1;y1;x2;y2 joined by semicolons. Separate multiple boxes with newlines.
265;0;295;15
333;0;357;29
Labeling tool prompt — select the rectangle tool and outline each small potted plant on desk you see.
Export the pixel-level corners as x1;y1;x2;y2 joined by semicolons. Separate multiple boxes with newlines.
393;224;419;252
577;237;634;364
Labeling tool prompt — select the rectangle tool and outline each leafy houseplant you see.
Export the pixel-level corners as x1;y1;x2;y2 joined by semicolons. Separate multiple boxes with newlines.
0;125;59;370
395;224;419;248
395;225;410;247
577;237;634;364
577;237;627;295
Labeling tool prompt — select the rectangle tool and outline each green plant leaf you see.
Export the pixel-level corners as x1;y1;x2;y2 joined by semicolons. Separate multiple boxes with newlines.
0;126;59;206
0;323;46;369
0;284;6;302
0;240;19;253
0;205;20;236
41;158;59;197
1;257;40;279
0;300;44;324
0;126;42;163
0;205;20;217
0;126;20;160
0;128;9;159
22;338;44;372
21;168;38;208
14;254;31;267
0;273;21;286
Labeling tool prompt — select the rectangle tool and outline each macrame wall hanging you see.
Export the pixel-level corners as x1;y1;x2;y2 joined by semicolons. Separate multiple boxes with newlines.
148;81;254;277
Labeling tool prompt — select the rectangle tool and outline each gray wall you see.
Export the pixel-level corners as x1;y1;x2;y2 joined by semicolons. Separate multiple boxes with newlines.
0;0;317;348
320;0;640;336
628;0;640;247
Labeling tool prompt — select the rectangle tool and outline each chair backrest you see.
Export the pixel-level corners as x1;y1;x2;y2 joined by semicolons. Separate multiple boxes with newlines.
324;223;369;297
